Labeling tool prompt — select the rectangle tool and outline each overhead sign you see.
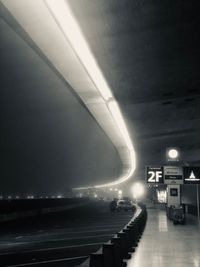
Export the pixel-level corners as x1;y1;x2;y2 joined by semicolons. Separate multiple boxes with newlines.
146;166;164;184
164;166;183;184
183;167;200;184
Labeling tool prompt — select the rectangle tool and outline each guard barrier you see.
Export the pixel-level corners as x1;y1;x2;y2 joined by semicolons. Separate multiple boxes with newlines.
80;204;147;267
0;199;90;222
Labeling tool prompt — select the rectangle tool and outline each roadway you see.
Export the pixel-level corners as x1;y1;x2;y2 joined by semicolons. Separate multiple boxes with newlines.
0;200;135;267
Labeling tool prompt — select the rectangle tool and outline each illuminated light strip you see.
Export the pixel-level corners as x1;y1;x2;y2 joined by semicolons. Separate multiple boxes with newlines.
44;0;112;102
1;0;135;189
93;149;136;189
108;100;133;150
44;0;136;189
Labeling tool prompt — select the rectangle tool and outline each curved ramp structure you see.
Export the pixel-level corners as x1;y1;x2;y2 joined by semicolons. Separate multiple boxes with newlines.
1;0;136;189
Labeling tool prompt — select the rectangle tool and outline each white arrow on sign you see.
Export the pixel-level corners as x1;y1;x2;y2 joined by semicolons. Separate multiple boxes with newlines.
185;170;200;181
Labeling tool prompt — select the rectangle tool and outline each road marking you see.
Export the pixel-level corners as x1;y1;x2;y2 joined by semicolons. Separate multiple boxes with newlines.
0;242;103;256
0;220;133;244
19;227;118;238
0;233;112;248
15;236;23;240
0;225;130;245
5;255;88;267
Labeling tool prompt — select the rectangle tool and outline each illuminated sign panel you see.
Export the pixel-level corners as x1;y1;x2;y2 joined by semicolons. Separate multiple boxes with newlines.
164;166;183;184
146;166;164;184
183;167;200;184
146;166;200;185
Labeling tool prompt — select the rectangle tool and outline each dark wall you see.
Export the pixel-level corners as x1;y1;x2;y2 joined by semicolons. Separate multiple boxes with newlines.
0;16;122;195
181;185;199;205
0;198;89;214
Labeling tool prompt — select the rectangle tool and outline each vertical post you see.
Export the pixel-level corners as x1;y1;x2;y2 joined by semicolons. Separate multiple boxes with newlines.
197;185;200;221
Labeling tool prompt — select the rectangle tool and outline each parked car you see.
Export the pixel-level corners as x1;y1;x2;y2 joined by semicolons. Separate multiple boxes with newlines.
109;199;117;212
116;200;136;212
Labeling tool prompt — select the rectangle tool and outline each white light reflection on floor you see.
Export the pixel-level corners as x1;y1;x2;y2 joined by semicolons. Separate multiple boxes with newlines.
158;211;168;232
152;255;164;266
193;255;200;267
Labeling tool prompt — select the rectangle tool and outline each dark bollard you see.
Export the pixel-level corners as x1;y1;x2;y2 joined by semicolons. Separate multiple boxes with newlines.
131;223;138;240
122;228;132;251
126;225;136;251
111;237;124;267
117;231;128;258
103;243;115;267
120;230;131;259
90;253;104;267
130;223;139;245
89;208;147;267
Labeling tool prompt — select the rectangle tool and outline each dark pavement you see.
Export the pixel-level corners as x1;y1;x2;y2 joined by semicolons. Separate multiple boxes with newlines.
0;200;135;267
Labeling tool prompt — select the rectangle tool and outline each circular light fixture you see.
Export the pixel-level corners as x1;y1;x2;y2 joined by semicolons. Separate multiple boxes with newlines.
168;149;178;159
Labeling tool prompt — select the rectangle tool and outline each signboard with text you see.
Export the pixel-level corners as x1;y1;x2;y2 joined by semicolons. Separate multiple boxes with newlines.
146;165;200;185
183;167;200;184
164;166;183;184
146;166;164;184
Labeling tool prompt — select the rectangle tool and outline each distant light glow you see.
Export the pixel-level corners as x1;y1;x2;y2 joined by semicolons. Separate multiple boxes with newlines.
27;195;34;199
131;183;145;199
157;190;167;203
168;149;178;159
118;190;123;199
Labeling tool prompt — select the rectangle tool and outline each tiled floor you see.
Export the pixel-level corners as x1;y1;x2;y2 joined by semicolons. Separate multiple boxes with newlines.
127;209;200;267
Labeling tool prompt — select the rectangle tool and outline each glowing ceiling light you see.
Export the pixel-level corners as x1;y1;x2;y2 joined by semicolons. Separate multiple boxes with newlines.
45;0;113;101
168;149;178;159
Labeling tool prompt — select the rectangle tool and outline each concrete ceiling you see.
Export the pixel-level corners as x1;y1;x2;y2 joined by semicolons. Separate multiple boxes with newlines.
1;0;200;193
68;0;200;175
0;1;123;194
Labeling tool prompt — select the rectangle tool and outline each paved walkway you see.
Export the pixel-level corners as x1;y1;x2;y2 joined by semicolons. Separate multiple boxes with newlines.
127;209;200;267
